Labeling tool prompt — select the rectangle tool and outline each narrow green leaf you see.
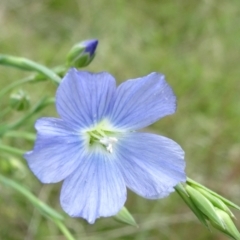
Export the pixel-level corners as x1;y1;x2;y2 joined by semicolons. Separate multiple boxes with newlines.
5;131;36;141
114;206;138;227
0;144;26;156
0;174;64;221
54;220;76;240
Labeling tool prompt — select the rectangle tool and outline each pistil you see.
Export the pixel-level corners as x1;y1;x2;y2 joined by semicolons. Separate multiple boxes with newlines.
99;137;118;153
87;126;118;153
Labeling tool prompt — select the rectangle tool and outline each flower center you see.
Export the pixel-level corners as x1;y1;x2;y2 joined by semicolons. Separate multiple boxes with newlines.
99;136;118;153
86;121;118;153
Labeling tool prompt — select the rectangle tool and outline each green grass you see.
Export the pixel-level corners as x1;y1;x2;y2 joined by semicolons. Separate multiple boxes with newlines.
0;0;240;239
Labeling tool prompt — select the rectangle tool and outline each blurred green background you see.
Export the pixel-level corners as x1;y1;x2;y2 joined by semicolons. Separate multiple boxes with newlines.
0;0;240;239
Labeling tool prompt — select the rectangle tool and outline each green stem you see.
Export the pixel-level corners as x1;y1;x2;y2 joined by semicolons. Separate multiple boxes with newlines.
4;131;36;141
0;97;54;136
0;76;33;99
0;174;75;240
0;144;25;156
0;55;61;84
54;220;76;240
7;97;47;131
0;174;64;221
0;65;67;99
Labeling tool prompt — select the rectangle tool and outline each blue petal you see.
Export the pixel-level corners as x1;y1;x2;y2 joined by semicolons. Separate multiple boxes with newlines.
60;150;126;224
24;118;85;183
83;39;98;56
56;69;116;129
116;132;186;199
110;73;176;130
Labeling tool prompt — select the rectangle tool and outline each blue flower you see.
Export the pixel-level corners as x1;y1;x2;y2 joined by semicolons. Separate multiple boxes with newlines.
24;69;186;223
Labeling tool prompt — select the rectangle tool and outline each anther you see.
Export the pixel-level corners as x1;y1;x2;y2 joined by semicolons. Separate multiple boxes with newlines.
100;137;118;153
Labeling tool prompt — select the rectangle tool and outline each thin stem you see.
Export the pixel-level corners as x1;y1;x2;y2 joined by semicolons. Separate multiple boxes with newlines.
0;174;64;221
0;97;53;136
7;97;47;130
0;55;61;84
0;144;25;156
0;65;67;99
4;131;36;141
54;220;76;240
0;76;34;99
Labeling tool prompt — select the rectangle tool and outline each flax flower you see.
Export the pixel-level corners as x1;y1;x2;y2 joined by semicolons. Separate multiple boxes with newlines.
24;69;186;223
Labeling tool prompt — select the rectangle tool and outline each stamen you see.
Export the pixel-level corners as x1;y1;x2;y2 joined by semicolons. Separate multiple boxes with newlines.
97;129;107;137
89;131;101;140
100;137;118;153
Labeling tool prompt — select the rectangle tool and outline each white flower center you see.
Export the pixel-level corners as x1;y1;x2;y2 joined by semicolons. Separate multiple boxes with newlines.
86;120;119;153
99;137;118;153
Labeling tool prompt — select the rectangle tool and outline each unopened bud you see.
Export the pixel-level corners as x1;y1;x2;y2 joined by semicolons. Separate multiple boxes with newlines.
211;208;240;240
194;186;235;219
186;185;225;228
10;90;30;111
67;39;98;68
176;179;240;239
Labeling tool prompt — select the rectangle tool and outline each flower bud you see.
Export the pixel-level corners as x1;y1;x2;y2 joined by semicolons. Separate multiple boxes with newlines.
211;208;240;240
9;89;30;111
176;178;240;239
194;186;235;218
185;185;225;228
67;39;98;68
175;183;209;228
